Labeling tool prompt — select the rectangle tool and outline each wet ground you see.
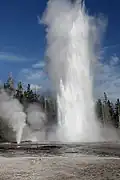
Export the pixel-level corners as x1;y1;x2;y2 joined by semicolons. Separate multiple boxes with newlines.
0;141;120;179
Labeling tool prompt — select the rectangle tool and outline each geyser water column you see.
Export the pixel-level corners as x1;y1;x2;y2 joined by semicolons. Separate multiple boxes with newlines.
42;0;102;142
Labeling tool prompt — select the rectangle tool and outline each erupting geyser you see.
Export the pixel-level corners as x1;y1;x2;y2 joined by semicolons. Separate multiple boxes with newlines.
0;90;26;144
42;0;104;142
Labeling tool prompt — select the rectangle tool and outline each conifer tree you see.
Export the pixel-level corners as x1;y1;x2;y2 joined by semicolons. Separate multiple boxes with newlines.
16;81;23;103
114;99;120;128
103;92;112;125
96;99;103;122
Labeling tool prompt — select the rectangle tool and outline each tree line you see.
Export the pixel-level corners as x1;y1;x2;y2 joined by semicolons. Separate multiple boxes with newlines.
1;74;120;128
2;74;57;122
96;92;120;128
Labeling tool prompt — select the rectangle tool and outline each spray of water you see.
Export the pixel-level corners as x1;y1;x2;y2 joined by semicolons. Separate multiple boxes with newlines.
0;90;26;144
23;103;47;142
26;103;47;131
42;0;105;142
0;91;47;143
22;125;46;142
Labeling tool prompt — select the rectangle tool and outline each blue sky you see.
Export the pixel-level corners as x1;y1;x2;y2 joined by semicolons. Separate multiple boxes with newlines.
0;0;120;99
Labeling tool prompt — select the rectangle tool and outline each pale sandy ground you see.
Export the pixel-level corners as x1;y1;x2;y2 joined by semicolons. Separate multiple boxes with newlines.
0;154;120;180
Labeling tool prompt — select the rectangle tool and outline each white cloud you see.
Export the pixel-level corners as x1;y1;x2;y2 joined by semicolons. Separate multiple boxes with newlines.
0;52;35;62
109;54;119;66
103;43;120;50
32;61;45;68
94;55;120;101
30;84;42;91
18;62;51;93
20;68;45;82
37;15;41;24
27;71;45;81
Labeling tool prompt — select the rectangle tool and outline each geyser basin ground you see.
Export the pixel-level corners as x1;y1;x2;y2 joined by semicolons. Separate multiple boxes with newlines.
0;142;120;179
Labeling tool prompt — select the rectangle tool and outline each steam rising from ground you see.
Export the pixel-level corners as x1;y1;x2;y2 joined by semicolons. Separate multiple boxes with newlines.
42;0;118;142
0;90;47;143
0;90;26;144
0;89;118;143
26;104;46;131
22;104;47;142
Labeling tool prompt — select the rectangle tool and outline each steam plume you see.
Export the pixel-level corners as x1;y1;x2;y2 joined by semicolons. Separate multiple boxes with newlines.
26;103;46;131
0;90;26;144
41;0;106;142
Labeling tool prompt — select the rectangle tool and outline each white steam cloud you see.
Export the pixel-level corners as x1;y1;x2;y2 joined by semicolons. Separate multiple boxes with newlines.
26;103;47;131
41;0;104;142
0;90;26;144
41;0;119;142
0;90;47;143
